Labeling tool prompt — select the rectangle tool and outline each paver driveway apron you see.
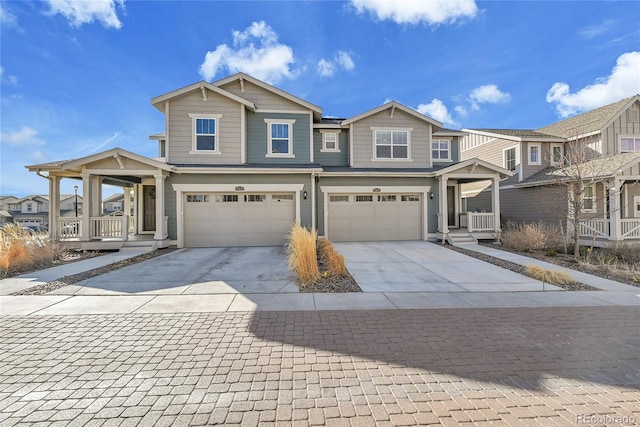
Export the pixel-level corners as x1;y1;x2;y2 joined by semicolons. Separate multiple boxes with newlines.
335;241;553;293
50;246;298;296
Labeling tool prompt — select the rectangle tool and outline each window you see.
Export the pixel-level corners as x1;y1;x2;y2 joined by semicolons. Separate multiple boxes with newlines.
620;137;640;153
190;114;221;153
215;194;238;203
551;144;564;166
26;203;33;212
504;147;516;171
187;195;210;203
329;195;349;202
528;144;541;165
245;194;266;202
582;185;596;213
374;129;410;160
432;139;450;161
321;132;340;152
272;194;293;202
378;195;396;202
355;195;373;202
265;119;295;157
401;194;420;202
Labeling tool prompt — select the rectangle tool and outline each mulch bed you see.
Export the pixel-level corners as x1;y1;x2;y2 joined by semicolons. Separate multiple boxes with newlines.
297;247;362;293
441;243;601;291
11;247;177;296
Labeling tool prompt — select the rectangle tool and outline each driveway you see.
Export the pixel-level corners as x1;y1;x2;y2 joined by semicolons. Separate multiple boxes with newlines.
335;241;556;293
50;246;298;295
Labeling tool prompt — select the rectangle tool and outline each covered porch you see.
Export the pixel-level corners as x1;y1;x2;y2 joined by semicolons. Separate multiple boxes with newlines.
27;148;173;251
433;158;513;245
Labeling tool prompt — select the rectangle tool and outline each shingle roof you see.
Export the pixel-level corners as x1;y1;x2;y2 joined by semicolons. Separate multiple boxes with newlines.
470;129;556;138
537;95;639;138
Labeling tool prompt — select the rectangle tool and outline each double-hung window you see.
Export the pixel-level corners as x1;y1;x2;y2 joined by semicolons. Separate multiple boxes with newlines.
432;139;450;161
528;143;541;165
620;136;640;153
504;147;517;171
190;114;221;154
265;119;295;157
582;184;596;213
321;131;340;152
551;143;564;166
373;128;411;160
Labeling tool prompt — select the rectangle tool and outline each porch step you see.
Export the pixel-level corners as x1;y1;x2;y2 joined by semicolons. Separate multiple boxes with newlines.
119;240;156;251
446;231;478;247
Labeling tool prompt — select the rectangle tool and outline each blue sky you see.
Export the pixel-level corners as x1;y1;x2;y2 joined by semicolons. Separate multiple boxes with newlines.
1;0;639;198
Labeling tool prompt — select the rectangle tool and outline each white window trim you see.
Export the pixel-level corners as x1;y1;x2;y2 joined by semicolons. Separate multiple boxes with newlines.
189;113;222;155
581;184;597;213
550;143;564;166
619;135;640;153
264;119;296;158
503;145;518;172
320;129;341;153
371;127;413;161
432;139;452;162
528;143;541;165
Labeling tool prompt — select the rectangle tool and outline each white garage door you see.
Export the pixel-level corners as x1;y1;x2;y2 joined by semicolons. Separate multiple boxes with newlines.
328;193;422;242
184;193;295;247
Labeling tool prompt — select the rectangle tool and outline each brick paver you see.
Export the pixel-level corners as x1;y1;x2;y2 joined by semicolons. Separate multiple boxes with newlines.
1;307;639;426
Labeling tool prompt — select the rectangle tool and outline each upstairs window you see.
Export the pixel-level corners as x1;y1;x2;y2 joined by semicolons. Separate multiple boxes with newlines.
528;144;541;165
374;129;410;160
551;144;564;166
432;139;450;161
321;132;340;152
620;137;640;153
582;185;596;213
190;114;221;154
265;119;295;157
504;147;516;171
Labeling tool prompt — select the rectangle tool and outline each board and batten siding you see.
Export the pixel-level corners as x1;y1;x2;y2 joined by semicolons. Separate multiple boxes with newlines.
246;112;311;164
313;130;349;167
624;183;640;218
461;137;520;185
167;91;242;164
601;100;640;156
350;109;432;169
218;80;305;111
164;173;313;241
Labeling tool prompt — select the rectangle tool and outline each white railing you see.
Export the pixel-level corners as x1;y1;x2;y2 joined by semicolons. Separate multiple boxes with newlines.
57;217;81;239
128;215;135;234
468;212;495;232
90;216;129;240
459;213;468;228
621;219;640;239
578;219;609;238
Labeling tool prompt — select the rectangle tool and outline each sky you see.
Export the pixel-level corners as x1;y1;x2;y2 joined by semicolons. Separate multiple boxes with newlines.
1;0;639;198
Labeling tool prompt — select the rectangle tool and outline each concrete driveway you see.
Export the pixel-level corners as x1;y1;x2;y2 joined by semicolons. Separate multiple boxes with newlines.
51;246;298;295
335;241;557;293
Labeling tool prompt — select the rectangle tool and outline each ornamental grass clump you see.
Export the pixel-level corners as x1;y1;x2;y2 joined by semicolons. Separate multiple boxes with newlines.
0;224;56;278
318;238;347;277
526;264;573;286
286;223;320;286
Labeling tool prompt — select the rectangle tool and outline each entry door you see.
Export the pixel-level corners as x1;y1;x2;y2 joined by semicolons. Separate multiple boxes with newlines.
143;185;156;231
635;196;640;218
447;186;456;227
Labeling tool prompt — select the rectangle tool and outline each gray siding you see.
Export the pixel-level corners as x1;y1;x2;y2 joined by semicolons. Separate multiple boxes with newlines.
500;186;568;226
314;130;349;167
601;100;640;155
624;183;640;218
461;136;520;185
167;91;242;165
219;80;305;111
350;109;432;168
246;112;311;164
165;173;313;241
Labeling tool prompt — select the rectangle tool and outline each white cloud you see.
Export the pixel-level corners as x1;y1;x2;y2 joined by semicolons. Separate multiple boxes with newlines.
577;19;614;39
199;21;297;84
469;84;510;110
0;127;45;147
454;105;468;117
0;66;18;86
0;4;18;28
546;51;640;118
350;0;478;25
317;51;355;77
45;0;125;29
417;98;458;127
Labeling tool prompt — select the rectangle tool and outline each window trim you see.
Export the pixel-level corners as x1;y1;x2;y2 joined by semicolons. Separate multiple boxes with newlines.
503;145;517;172
189;113;222;155
528;143;541;165
619;135;640;153
371;127;413;161
264;119;296;158
581;184;596;214
550;143;564;166
432;139;451;162
320;130;341;153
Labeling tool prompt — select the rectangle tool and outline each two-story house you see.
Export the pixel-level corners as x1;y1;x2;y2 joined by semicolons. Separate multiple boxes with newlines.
461;95;640;245
27;73;510;250
0;194;83;230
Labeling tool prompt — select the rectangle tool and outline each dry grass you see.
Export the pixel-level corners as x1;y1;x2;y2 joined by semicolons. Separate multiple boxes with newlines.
318;239;347;277
526;265;574;285
0;223;60;278
286;223;320;286
501;222;564;253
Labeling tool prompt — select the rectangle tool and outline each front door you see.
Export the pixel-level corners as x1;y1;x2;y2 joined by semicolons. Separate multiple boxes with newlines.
447;186;456;227
634;196;640;218
143;185;156;231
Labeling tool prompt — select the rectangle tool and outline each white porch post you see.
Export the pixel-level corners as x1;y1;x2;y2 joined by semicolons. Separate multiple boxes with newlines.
154;174;166;240
49;175;61;238
439;176;448;239
124;187;132;233
91;176;102;217
80;173;91;241
492;176;501;234
609;180;621;241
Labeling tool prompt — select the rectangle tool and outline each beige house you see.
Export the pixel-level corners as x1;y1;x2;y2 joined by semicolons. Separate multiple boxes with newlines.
461;95;640;246
0;194;83;229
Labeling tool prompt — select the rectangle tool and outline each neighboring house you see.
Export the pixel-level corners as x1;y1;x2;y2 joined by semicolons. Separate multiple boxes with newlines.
103;191;134;216
0;196;19;226
0;194;83;229
461;95;640;245
26;73;510;250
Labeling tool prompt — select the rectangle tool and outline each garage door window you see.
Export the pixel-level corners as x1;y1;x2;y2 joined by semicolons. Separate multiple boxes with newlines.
330;195;349;202
401;194;420;202
245;194;266;202
272;194;294;201
378;195;396;202
215;194;238;203
356;195;373;202
187;195;210;203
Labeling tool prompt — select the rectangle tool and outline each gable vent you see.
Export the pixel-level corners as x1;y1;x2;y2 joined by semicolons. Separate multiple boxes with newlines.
629;108;639;123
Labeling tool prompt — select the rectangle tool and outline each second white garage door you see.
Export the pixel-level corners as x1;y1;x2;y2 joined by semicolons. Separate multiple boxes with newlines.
184;193;295;247
327;193;422;242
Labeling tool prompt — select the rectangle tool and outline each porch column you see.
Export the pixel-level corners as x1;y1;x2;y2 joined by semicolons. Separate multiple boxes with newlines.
439;176;448;237
123;187;132;229
492;176;501;233
49;175;61;237
80;173;91;241
609;180;621;241
154;174;166;240
91;176;102;217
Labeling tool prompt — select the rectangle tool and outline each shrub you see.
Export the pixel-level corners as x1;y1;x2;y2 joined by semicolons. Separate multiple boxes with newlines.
0;224;57;277
501;222;563;253
526;265;573;285
318;239;347;277
286;223;320;286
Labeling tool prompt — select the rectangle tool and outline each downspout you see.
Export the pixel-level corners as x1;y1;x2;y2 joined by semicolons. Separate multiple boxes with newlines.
311;172;316;231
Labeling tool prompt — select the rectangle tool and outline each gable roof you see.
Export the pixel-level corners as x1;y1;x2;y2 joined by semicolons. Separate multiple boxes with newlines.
341;101;443;128
433;157;513;179
151;81;256;113
212;72;323;116
537;95;640;138
462;128;565;142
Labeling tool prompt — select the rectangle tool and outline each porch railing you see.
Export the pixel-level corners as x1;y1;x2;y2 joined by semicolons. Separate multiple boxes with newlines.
578;219;609;238
57;217;81;239
468;212;494;232
90;216;129;240
621;219;640;239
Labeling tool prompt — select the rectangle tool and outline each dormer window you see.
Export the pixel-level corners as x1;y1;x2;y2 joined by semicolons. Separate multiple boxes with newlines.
265;119;295;158
189;114;222;154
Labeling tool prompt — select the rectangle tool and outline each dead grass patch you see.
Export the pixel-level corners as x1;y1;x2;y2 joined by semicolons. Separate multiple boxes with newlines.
286;223;320;286
318;239;347;277
526;265;574;286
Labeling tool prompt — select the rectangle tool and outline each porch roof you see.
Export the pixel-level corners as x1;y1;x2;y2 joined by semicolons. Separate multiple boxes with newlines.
433;157;513;179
